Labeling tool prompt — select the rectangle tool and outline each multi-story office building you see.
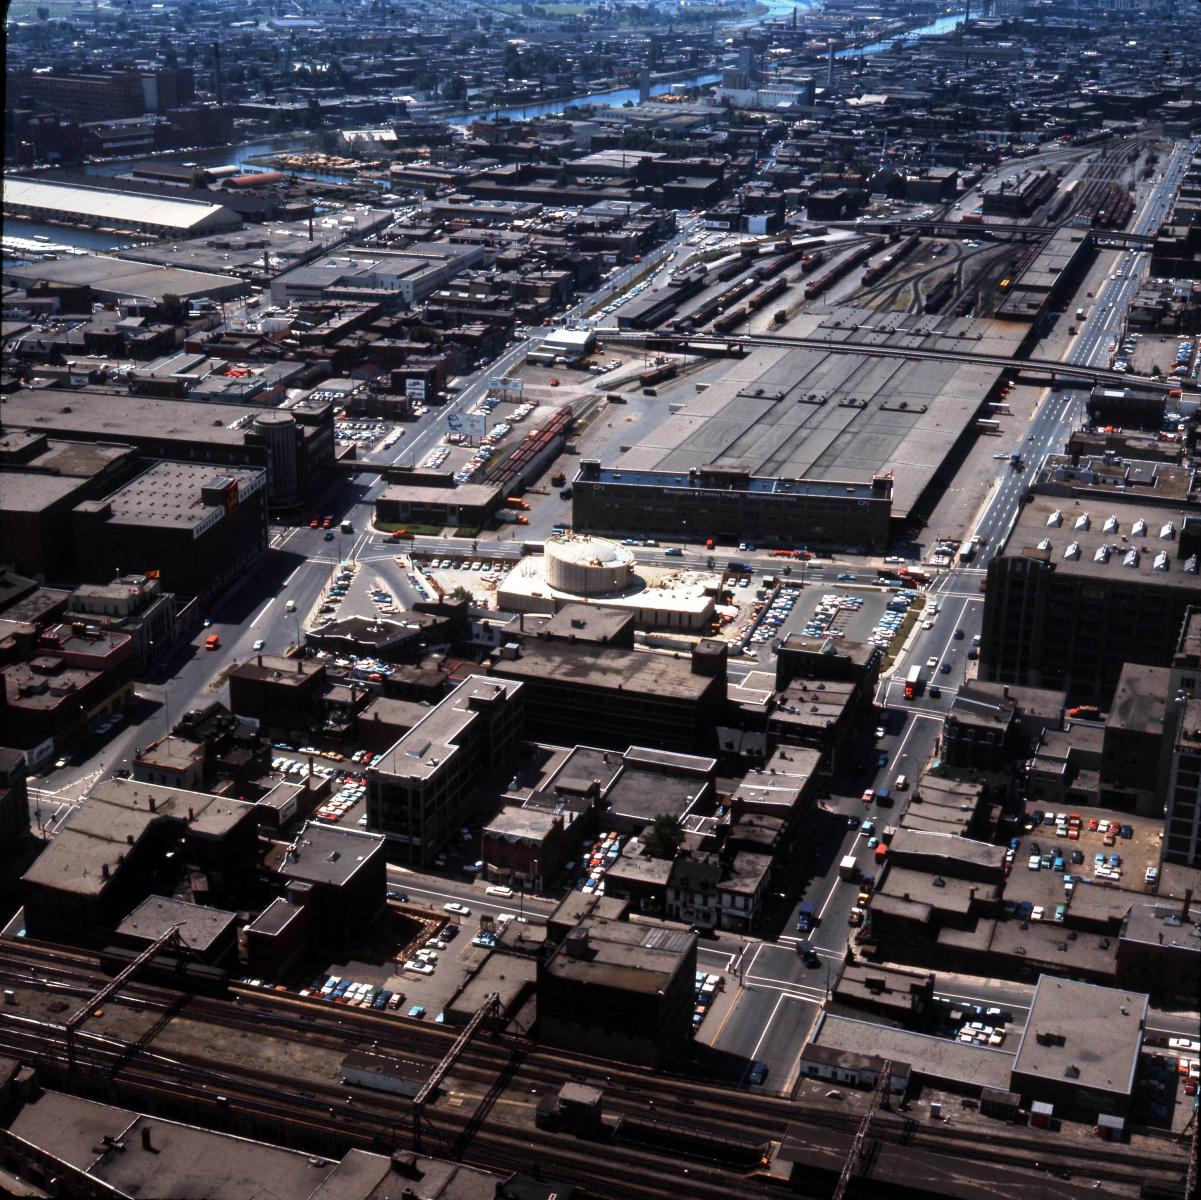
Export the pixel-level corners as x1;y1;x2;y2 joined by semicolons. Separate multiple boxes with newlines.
1163;609;1201;865
367;676;524;865
1163;700;1201;867
488;640;728;754
11;68;195;120
980;496;1201;704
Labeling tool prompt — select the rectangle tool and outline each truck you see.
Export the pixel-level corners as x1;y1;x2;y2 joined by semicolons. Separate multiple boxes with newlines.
904;665;923;700
497;509;528;524
504;497;530;511
796;901;816;933
1075;306;1086;321
874;842;888;865
839;855;859;881
340;520;353;533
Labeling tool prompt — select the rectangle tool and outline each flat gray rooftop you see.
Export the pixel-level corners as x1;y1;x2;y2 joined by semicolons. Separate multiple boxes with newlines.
373;675;522;782
1;389;324;449
1012;975;1147;1098
98;462;263;529
813;1013;1015;1093
610;313;1024;515
1004;493;1201;585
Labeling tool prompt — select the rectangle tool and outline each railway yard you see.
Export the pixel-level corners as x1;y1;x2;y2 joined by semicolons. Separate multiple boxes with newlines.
0;938;1192;1200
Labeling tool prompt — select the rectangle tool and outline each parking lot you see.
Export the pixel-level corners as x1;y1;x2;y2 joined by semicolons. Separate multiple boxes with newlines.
737;581;904;663
410;553;515;605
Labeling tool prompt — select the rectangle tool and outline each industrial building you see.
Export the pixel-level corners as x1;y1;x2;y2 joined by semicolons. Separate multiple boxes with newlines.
4;177;240;238
375;481;501;529
71;463;267;605
979;495;1201;705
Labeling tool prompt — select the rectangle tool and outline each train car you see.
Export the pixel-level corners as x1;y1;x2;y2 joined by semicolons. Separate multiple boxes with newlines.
923;277;955;313
613;1113;770;1168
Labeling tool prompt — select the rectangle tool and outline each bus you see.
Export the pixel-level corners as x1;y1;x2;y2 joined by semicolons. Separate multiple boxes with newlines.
904;665;923;700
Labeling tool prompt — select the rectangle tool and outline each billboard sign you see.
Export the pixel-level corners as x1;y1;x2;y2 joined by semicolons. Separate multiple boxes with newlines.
447;412;487;437
404;378;426;401
488;377;523;402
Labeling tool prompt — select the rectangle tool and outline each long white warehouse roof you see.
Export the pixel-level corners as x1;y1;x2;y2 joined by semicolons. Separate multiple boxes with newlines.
5;177;239;233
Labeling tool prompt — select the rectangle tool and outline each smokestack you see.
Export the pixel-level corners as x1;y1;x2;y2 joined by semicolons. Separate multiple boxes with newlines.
1184;889;1193;921
140;1127;156;1153
308;215;314;241
827;41;836;90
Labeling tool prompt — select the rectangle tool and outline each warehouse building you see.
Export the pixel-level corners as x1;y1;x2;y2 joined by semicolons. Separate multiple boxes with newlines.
573;461;894;553
1010;976;1147;1123
572;315;1021;545
71;463;268;605
537;915;697;1067
4;177;240;238
3;253;247;304
271;241;485;307
0;389;334;511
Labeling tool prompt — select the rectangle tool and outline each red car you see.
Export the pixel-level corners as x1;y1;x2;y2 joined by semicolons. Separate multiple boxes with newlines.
861;789;875;805
310;517;320;528
322;516;333;529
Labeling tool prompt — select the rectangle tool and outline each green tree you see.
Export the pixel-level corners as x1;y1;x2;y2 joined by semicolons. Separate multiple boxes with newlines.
448;585;474;602
643;813;684;859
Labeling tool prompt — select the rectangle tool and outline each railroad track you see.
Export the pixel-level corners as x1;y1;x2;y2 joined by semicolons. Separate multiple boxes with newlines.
0;940;1190;1196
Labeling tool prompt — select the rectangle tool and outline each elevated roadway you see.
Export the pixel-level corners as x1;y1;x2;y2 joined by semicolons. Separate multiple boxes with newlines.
833;217;1155;250
597;328;1172;394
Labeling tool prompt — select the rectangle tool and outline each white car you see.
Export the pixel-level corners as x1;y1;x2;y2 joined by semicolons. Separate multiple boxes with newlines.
404;960;435;975
926;657;938;670
443;902;471;915
253;639;265;651
486;885;513;897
